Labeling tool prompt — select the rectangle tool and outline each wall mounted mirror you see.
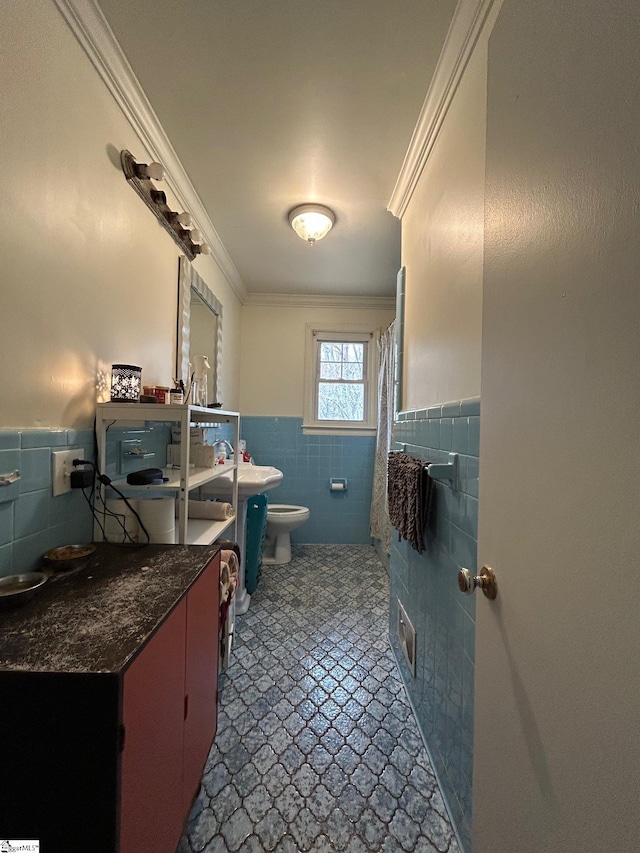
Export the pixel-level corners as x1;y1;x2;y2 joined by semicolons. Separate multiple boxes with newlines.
177;256;223;406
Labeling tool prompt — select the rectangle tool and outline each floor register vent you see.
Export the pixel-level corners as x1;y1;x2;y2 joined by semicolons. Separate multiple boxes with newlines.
397;598;416;677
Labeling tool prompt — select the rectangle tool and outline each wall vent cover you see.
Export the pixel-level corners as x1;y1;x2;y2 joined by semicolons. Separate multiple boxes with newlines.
397;598;416;677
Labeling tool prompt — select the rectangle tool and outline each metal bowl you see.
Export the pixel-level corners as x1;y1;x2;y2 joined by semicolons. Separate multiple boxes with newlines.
0;572;48;609
43;543;96;572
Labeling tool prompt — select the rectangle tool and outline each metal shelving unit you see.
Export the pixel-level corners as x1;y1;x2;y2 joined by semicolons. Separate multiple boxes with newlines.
96;403;240;545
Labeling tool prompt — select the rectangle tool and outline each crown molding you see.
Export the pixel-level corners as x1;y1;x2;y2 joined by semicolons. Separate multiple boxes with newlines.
53;0;247;303
243;292;396;310
388;0;501;218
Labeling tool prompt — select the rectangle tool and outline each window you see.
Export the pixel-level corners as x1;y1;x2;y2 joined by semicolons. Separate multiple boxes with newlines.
303;326;378;434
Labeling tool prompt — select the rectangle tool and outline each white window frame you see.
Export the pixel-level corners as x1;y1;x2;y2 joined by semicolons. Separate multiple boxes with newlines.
303;324;379;435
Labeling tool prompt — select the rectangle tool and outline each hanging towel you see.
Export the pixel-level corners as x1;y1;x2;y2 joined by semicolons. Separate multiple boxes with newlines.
219;559;232;602
220;549;239;596
218;540;241;568
387;452;433;553
218;548;240;645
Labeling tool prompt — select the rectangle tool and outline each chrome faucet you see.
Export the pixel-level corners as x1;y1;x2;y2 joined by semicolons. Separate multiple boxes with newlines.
214;439;234;459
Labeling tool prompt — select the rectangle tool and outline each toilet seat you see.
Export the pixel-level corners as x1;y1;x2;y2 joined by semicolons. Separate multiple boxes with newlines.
267;504;309;520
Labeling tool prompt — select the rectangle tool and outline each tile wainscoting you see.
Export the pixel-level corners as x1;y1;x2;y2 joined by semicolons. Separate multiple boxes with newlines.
0;418;206;576
389;397;480;852
241;417;375;545
0;429;95;577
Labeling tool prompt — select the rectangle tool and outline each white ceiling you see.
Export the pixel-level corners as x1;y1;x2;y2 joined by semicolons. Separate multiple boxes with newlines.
97;0;457;299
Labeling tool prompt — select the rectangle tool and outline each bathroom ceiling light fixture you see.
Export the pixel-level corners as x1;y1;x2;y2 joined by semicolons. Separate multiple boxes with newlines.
289;204;336;245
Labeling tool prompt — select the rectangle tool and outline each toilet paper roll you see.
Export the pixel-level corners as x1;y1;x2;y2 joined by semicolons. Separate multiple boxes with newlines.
104;498;139;542
137;497;176;544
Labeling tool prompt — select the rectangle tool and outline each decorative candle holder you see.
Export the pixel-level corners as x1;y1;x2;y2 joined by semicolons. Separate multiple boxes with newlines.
110;364;142;402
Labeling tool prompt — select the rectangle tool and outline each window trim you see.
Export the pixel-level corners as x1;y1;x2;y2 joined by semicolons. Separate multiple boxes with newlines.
303;324;379;435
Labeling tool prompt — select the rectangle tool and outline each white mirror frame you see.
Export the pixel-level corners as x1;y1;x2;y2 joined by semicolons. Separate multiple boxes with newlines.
177;256;223;404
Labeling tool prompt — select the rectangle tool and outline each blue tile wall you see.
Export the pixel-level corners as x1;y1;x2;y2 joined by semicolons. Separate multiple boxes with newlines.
102;420;235;514
388;396;480;853
0;429;95;577
102;421;234;477
103;423;173;477
240;417;375;544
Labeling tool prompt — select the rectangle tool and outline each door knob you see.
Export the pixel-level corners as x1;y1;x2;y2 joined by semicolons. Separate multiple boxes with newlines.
458;566;497;600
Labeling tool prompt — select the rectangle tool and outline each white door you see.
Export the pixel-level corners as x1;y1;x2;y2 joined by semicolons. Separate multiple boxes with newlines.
472;2;640;851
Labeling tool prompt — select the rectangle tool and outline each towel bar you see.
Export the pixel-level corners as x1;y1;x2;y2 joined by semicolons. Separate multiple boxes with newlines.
391;448;458;486
426;453;458;482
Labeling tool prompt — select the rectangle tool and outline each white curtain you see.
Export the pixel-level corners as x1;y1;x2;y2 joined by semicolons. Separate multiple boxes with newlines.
370;321;396;554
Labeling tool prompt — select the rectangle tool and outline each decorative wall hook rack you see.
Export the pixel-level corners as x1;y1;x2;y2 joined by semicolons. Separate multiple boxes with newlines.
120;150;210;261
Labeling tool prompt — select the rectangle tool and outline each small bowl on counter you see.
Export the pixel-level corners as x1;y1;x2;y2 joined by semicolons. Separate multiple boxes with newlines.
42;543;96;573
0;572;48;609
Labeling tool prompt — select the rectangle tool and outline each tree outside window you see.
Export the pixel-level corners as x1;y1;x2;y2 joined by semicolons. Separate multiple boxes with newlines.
303;326;378;434
317;342;365;421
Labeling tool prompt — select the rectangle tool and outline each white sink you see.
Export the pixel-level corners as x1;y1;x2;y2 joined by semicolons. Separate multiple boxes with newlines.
203;462;282;614
203;462;283;616
206;462;283;499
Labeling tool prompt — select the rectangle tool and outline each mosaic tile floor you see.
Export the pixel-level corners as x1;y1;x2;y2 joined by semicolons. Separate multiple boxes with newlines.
177;544;460;853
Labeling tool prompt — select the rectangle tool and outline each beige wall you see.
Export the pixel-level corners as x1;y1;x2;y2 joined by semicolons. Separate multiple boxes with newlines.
239;304;394;416
0;0;241;428
400;41;487;410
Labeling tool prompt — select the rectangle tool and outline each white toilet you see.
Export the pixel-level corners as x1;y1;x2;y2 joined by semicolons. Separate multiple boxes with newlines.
262;504;310;565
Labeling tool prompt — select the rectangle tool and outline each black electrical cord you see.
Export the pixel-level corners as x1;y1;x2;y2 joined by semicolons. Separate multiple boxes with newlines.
83;417;139;545
82;486;108;541
74;458;151;547
94;486;136;544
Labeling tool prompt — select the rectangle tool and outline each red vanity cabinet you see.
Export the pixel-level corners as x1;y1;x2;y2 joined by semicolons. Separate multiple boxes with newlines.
0;545;220;853
182;558;220;816
119;597;188;853
120;555;220;853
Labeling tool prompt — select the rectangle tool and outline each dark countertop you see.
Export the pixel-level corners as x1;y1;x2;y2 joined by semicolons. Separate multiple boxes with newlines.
0;543;220;674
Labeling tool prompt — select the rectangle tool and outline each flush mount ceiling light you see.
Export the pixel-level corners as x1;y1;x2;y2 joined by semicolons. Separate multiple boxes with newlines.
289;204;336;245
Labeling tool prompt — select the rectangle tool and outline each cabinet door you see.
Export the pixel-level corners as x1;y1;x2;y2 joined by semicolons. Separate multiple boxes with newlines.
183;555;220;814
120;599;187;853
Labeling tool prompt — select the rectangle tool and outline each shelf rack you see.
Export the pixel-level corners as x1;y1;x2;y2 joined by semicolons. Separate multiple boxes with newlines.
96;403;240;545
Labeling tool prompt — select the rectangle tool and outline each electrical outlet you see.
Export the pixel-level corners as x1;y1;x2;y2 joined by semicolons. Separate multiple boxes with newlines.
52;449;84;497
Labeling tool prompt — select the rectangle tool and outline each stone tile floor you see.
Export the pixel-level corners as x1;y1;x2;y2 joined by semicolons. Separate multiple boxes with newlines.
177;544;460;853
